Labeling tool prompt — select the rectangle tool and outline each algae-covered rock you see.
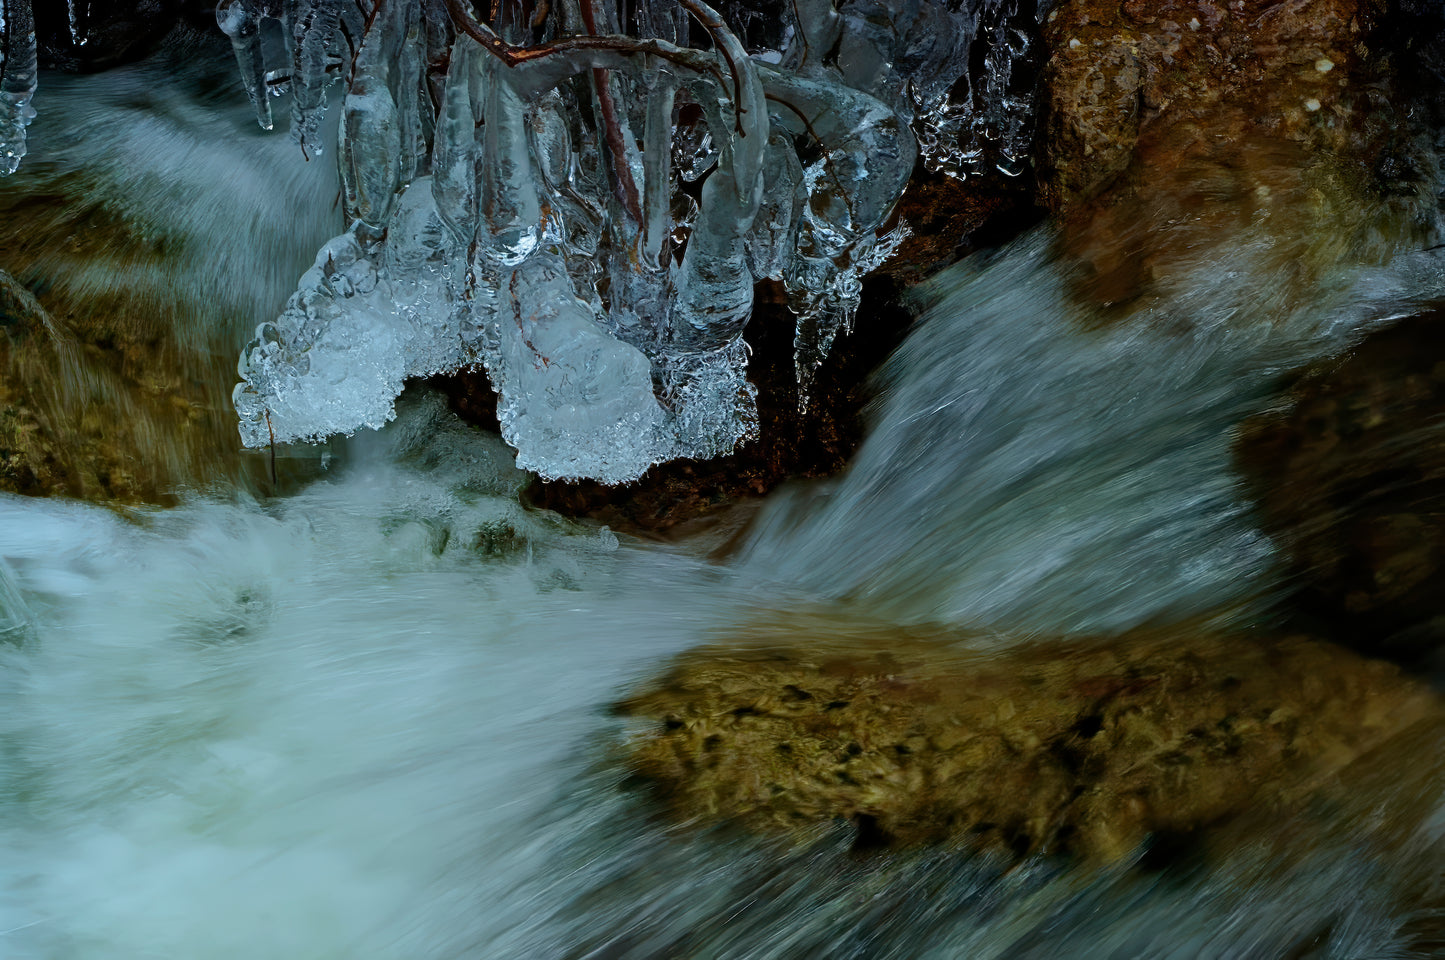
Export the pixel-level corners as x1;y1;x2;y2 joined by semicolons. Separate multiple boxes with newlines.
618;620;1438;861
0;39;340;504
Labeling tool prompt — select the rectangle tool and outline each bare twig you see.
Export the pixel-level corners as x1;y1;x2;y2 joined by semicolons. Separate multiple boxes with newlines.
444;0;718;78
579;0;644;223
677;0;747;135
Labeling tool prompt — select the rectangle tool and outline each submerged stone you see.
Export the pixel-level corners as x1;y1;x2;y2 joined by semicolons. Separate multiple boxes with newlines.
618;620;1439;862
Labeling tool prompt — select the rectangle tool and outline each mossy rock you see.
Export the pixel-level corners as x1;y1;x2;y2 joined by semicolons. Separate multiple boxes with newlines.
618;618;1438;862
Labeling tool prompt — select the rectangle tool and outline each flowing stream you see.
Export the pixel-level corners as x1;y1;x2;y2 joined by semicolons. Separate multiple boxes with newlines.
2;38;1444;960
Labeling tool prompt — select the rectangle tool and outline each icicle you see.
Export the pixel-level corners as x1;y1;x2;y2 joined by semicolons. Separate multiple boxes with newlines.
430;35;480;242
216;0;275;131
760;67;916;407
0;0;38;176
668;9;767;354
471;55;669;481
288;0;343;157
65;0;89;46
744;129;804;280
339;0;425;227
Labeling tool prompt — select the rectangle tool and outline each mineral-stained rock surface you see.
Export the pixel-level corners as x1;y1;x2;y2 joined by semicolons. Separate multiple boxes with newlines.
1039;0;1439;310
1237;310;1445;664
618;619;1439;861
1041;0;1391;209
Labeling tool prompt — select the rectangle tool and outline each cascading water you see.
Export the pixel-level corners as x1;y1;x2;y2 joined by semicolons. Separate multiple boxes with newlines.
2;251;1443;953
4;189;1445;960
3;14;1445;960
740;233;1445;632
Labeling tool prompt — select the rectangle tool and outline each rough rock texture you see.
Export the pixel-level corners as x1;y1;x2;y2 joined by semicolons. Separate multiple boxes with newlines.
1237;310;1445;666
1039;0;1439;308
1042;0;1389;208
618;620;1438;861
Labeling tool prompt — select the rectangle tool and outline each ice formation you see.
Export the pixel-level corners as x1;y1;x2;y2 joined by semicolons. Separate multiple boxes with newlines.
0;0;38;175
220;0;1039;479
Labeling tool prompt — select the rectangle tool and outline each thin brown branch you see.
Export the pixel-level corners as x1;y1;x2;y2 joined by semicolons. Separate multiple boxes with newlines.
579;0;644;224
444;0;719;79
347;0;387;88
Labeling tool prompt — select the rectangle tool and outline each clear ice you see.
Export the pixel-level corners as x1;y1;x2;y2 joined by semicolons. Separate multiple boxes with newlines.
208;0;1044;480
0;0;38;176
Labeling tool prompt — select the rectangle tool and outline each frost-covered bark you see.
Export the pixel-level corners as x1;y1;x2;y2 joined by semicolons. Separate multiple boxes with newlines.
220;0;1043;481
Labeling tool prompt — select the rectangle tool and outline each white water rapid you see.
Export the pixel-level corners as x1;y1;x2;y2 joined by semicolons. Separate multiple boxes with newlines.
2;34;1444;960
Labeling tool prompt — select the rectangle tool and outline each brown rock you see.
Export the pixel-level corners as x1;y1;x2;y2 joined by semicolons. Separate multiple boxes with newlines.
1039;0;1437;309
617;616;1439;861
0;87;335;503
1236;310;1445;663
0;258;289;504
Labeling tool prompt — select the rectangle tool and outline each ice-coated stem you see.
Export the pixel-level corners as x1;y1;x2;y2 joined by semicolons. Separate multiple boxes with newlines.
227;0;1038;481
670;7;767;352
641;73;677;267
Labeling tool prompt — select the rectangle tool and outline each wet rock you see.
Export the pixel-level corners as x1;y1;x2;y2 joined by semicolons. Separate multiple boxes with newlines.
0;265;234;503
617;618;1438;861
1236;310;1445;666
1041;0;1388;208
1039;0;1439;308
876;170;1040;287
0;38;341;505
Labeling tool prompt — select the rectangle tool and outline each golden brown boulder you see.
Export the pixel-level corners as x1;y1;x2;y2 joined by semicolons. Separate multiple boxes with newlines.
618;617;1439;862
1038;0;1435;308
0;259;302;504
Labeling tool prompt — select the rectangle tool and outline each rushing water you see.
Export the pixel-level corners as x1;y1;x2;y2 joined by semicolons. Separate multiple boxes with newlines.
2;37;1444;960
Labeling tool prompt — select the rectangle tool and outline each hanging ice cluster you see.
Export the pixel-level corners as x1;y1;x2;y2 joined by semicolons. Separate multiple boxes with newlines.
0;0;38;175
221;0;1039;481
908;0;1040;179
